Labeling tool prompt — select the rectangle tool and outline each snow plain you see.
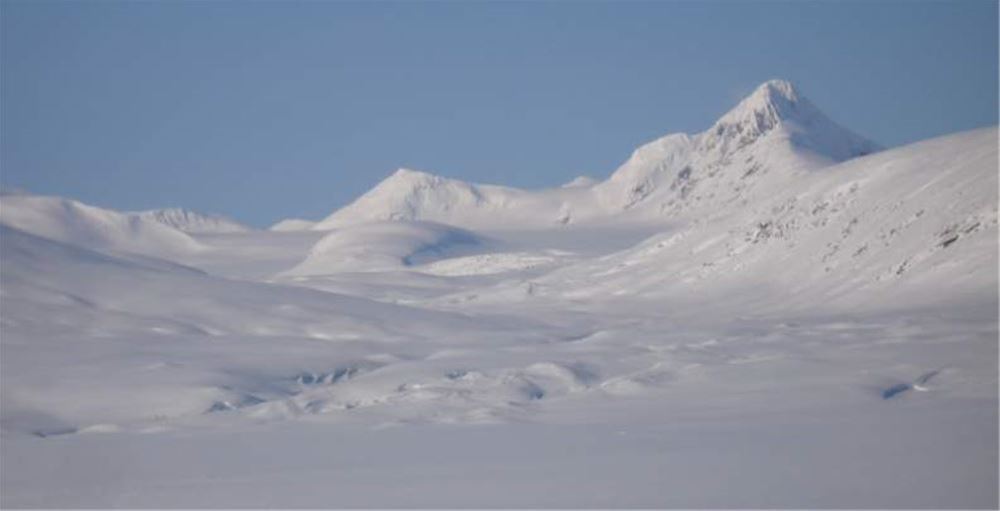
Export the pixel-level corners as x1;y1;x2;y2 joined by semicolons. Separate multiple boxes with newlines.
1;80;997;508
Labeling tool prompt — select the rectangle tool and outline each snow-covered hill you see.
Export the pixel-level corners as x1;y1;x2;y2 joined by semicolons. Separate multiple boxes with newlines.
0;194;204;258
314;80;879;230
284;221;486;275
133;208;252;233
312;167;604;230
269;218;317;231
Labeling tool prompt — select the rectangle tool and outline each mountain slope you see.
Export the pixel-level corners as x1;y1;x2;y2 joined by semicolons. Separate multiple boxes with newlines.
133;208;252;233
314;80;879;230
592;79;880;218
498;127;997;312
0;194;204;258
284;221;486;275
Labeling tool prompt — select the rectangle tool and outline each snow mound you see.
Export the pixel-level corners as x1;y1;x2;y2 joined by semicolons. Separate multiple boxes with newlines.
0;194;203;257
133;208;252;233
269;218;317;231
285;221;486;275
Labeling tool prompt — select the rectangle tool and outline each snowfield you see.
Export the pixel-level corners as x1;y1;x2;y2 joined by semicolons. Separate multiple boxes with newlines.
1;80;996;508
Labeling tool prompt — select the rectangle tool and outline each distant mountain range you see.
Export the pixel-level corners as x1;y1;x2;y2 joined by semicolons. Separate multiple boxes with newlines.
311;80;880;230
1;79;994;306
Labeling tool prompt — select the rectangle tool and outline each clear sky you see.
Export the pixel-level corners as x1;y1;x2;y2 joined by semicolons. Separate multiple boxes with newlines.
2;0;997;227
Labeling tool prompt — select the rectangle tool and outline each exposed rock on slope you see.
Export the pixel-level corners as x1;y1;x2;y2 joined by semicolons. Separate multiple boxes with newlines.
526;127;997;311
133;208;252;233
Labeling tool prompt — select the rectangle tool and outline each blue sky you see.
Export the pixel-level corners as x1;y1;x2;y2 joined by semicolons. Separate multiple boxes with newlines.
2;1;997;227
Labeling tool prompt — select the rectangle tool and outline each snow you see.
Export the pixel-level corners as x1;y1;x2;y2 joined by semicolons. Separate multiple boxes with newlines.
283;221;487;275
311;167;606;230
269;218;317;231
1;80;996;508
561;175;598;188
313;80;880;230
132;207;252;233
0;194;204;258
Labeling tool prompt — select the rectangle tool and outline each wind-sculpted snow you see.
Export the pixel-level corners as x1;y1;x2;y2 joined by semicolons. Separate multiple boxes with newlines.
0;81;996;508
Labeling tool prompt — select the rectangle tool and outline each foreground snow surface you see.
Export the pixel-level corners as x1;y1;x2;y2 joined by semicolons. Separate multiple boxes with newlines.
1;88;997;506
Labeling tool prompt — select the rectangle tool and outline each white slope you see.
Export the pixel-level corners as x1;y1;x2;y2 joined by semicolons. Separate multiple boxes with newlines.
450;128;996;314
0;194;203;257
313;80;879;230
133;207;252;233
284;221;486;275
269;218;317;231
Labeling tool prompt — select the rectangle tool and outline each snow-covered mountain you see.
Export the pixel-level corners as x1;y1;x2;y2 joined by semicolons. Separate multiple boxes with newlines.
313;80;879;230
514;127;997;312
591;79;879;218
133;208;252;233
0;194;204;258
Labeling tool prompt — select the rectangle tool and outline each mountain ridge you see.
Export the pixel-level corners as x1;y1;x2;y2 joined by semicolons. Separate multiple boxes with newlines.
314;79;880;230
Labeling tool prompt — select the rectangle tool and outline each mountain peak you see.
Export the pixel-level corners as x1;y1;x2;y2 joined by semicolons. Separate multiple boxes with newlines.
702;79;879;161
753;79;799;102
390;167;436;180
376;168;445;190
712;79;805;136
